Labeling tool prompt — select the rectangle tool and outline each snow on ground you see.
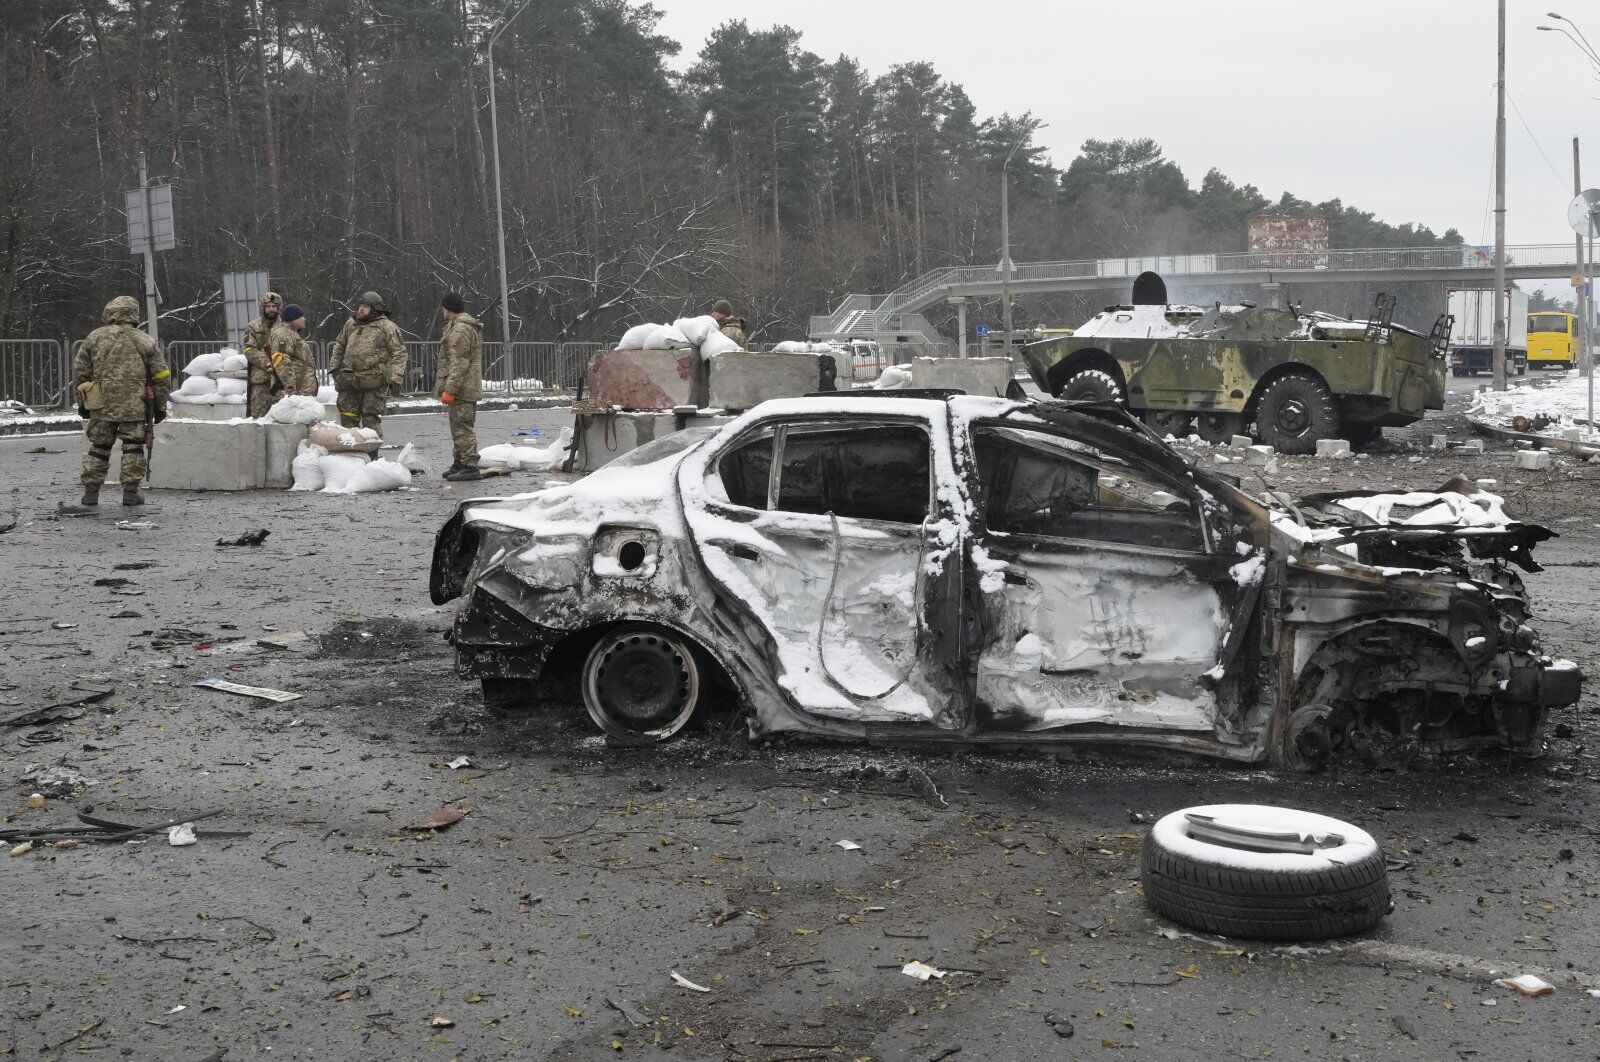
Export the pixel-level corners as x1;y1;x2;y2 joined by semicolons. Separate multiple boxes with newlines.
1467;371;1600;441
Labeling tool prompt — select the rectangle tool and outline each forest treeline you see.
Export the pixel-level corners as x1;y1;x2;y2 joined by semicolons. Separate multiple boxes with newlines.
0;0;1462;343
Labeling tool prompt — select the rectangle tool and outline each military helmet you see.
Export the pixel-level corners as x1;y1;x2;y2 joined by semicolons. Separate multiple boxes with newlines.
712;299;734;317
102;295;142;325
358;290;386;313
260;291;283;312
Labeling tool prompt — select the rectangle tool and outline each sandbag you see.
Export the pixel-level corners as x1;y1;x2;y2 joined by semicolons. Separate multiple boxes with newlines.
220;351;248;371
618;323;656;350
318;452;370;493
216;393;247;404
308;422;382;453
291;441;328;491
874;365;914;390
345;458;412;493
673;315;719;345
178;375;218;396
266;394;326;424
397;442;428;475
699;330;740;359
772;340;805;354
643;324;690;350
315;384;338;404
214;377;247;396
182;352;225;376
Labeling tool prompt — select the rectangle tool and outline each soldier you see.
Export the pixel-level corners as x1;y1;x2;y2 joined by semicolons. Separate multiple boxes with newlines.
242;291;284;418
435;292;484;480
269;304;318;397
710;299;747;347
73;295;172;507
328;291;407;434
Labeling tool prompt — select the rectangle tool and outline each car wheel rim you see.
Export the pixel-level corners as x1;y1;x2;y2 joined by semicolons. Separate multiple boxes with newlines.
584;628;700;741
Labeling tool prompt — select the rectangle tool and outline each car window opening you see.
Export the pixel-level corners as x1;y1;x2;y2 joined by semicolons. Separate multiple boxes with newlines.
974;426;1204;552
718;423;932;525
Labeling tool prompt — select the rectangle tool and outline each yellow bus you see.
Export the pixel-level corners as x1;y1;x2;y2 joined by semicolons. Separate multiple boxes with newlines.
1527;311;1578;370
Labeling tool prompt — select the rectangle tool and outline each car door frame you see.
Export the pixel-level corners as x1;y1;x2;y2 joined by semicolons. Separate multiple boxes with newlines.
678;406;969;732
960;414;1260;738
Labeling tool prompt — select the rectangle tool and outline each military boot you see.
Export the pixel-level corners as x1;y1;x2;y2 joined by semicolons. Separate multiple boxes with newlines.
441;461;464;480
122;486;145;506
80;486;99;507
450;466;484;482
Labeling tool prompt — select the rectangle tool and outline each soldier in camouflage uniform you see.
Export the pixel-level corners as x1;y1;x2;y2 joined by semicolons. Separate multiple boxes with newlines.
328;291;407;434
710;298;747;347
435;292;483;480
242;291;285;418
269;304;318;397
73;295;172;506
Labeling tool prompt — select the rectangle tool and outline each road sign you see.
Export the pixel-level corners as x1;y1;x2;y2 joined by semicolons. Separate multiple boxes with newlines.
976;324;989;337
125;182;175;253
223;271;270;347
1568;190;1600;237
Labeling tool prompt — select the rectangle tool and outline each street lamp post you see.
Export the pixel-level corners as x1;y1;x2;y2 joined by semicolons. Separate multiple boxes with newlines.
998;119;1044;361
1492;0;1508;392
486;1;534;352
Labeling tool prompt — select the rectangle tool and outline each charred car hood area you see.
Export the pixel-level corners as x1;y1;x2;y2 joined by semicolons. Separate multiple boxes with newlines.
431;395;1580;768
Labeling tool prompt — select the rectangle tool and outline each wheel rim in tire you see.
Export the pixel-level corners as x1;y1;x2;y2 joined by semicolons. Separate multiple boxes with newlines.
582;626;700;744
1272;396;1310;437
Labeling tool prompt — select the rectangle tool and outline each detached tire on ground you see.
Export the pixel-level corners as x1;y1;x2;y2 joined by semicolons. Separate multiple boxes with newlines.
1255;373;1339;455
1055;368;1125;405
1141;804;1391;940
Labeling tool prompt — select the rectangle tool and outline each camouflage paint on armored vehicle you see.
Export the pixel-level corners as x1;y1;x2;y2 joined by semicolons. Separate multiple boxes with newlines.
1021;273;1449;453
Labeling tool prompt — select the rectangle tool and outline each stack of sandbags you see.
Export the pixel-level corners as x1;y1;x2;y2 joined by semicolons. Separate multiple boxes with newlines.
308;421;381;453
169;348;249;408
615;316;741;361
771;340;842;355
265;395;325;424
479;426;574;471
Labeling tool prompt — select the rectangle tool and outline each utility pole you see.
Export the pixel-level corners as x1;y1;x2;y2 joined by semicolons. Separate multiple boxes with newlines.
1578;138;1590;379
138;151;159;345
1491;0;1508;392
998;123;1043;361
486;1;533;353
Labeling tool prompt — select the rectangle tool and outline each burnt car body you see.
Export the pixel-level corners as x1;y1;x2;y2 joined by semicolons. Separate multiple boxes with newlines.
430;395;1579;768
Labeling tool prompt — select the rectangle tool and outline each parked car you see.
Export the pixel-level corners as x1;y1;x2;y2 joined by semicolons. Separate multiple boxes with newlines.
430;393;1577;768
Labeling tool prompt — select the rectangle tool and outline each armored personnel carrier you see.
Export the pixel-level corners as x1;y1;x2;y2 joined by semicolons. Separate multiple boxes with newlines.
1022;273;1449;453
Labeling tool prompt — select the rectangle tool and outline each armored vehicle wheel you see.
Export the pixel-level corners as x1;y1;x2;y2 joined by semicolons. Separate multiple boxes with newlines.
1255;374;1338;455
1142;409;1192;438
1056;368;1125;405
1194;412;1244;445
582;624;701;745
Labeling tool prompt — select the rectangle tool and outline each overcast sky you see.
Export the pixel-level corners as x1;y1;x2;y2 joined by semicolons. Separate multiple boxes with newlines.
653;0;1599;286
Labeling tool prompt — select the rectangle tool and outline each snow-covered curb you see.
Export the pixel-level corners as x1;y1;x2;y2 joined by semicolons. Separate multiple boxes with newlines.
1466;372;1600;450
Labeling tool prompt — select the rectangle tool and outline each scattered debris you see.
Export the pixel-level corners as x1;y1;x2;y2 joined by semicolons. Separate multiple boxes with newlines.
0;807;235;846
93;577;134;587
408;806;470;831
9;841;33;857
1;682;114;728
168;822;198;847
26;793;44;809
1046;1014;1075;1039
446;756;472;770
605;997;652;1027
115;519;158;530
1496;974;1555;997
670;970;711;993
835;839;862;851
217;529;271;547
192;677;301;703
257;630;310;652
901;961;947;981
52;621;77;630
20;762;96;798
429;1016;455;1029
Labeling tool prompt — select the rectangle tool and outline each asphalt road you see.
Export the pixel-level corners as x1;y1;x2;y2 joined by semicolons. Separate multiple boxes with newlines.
2;396;1599;1061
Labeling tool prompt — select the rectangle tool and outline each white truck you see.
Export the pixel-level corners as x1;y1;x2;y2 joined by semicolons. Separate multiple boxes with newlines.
1447;287;1528;377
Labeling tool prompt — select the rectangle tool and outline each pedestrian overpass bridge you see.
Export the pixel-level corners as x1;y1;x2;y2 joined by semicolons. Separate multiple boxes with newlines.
811;242;1585;349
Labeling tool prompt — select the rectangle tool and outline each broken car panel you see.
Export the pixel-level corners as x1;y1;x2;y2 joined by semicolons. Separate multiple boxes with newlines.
431;395;1578;767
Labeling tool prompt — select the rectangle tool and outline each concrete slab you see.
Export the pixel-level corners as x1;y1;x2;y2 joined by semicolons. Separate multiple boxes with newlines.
1515;449;1552;470
913;357;1012;397
586;348;700;411
148;420;266;491
1316;438;1352;458
1230;434;1254;449
262;423;311;489
574;411;675;473
708;352;819;411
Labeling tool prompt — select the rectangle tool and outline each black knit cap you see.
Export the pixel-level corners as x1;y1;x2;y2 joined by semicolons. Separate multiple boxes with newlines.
441;292;465;313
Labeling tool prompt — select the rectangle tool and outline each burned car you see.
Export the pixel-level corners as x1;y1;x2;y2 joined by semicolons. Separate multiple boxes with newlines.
430;394;1578;768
